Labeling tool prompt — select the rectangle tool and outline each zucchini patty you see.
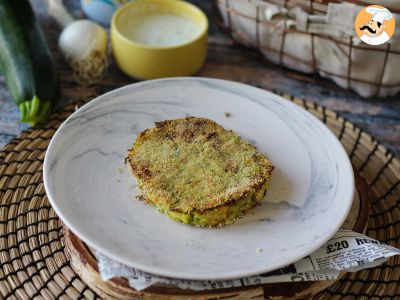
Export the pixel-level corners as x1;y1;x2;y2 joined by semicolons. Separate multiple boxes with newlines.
127;117;274;227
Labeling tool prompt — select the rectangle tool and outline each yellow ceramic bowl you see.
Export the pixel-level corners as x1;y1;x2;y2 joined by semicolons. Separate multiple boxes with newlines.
111;0;208;79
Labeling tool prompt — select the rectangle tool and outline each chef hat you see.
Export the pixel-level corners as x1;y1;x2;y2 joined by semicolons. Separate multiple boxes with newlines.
366;7;392;24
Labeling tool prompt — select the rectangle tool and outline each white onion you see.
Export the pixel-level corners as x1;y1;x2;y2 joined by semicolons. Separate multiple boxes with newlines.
45;0;109;85
58;20;108;85
59;20;107;60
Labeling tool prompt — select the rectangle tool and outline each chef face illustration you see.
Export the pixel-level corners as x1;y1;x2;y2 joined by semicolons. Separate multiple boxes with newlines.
355;6;395;46
360;19;385;37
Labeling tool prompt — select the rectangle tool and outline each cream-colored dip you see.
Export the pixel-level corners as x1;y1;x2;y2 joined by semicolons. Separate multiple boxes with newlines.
122;14;201;47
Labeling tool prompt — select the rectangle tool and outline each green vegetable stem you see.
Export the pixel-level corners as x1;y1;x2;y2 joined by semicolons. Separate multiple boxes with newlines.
0;0;60;125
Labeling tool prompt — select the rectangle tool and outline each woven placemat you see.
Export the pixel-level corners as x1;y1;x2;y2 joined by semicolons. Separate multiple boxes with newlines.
0;93;399;299
61;171;369;300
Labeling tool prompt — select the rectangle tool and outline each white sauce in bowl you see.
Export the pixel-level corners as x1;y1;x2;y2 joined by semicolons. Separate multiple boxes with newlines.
122;14;201;47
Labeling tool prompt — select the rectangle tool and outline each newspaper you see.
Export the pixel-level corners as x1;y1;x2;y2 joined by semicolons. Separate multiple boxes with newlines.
96;228;400;291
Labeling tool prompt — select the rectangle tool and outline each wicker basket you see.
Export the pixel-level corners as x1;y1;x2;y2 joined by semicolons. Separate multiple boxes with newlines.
214;0;400;98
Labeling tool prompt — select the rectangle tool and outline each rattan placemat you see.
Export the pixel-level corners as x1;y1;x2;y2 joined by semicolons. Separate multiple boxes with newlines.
0;93;399;299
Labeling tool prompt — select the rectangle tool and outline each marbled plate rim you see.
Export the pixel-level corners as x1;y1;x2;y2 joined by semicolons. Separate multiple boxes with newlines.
43;77;354;280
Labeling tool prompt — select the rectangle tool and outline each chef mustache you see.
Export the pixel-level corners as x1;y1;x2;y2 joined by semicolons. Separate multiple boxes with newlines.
359;25;376;34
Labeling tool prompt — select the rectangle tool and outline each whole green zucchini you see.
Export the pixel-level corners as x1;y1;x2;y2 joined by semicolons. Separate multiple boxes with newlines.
0;0;60;125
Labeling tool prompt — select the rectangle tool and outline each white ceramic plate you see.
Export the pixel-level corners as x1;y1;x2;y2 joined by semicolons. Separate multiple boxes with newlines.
44;78;354;280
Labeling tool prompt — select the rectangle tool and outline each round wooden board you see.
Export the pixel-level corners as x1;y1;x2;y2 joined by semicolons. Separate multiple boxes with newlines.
63;173;369;299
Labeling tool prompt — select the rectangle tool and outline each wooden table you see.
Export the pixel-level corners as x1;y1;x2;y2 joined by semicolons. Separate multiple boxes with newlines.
0;0;399;156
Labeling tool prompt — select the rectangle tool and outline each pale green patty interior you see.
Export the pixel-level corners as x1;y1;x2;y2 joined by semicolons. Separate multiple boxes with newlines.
139;180;269;227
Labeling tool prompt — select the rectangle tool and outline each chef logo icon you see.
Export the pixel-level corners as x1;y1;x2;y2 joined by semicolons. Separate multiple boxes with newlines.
355;5;395;45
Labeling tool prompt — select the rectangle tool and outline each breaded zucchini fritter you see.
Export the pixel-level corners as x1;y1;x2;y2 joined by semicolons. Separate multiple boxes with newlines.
127;117;274;227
